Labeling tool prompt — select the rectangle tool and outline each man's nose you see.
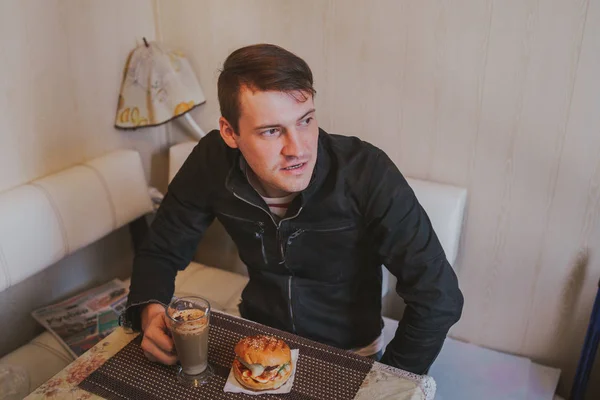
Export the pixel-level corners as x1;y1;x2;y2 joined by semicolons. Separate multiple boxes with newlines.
282;129;304;158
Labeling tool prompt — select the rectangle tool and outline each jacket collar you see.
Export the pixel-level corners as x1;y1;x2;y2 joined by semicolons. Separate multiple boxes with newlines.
225;128;331;212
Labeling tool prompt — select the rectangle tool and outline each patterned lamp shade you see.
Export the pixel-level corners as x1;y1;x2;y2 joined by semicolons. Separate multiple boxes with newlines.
115;40;205;129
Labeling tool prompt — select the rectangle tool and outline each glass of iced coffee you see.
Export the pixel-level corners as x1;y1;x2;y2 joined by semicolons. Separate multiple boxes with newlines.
166;296;213;386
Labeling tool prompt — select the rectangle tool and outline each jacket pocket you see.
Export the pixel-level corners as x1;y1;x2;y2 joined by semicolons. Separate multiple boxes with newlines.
285;221;363;282
216;212;268;267
293;278;381;349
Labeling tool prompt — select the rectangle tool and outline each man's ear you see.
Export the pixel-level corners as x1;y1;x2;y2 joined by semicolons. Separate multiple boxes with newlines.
219;117;239;149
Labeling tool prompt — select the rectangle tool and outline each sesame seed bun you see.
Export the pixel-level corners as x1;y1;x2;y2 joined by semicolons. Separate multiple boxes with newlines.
233;335;293;390
234;335;291;366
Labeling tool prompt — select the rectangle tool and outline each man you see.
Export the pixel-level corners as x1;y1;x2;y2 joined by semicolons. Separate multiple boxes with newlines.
124;43;463;374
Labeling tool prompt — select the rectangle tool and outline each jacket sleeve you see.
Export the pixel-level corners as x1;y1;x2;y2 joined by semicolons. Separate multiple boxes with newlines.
123;142;216;331
363;150;464;374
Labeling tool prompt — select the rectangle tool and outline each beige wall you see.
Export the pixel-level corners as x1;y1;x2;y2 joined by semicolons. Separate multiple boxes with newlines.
0;0;169;355
157;0;600;396
0;0;170;194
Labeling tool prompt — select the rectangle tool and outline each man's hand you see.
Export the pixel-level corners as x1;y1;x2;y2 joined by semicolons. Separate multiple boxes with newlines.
140;303;178;365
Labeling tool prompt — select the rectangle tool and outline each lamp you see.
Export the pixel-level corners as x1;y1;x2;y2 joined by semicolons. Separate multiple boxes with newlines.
115;38;206;139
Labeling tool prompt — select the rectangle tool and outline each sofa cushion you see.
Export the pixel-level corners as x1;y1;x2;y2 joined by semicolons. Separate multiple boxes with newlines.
0;150;153;293
0;364;29;400
174;262;248;316
0;331;73;393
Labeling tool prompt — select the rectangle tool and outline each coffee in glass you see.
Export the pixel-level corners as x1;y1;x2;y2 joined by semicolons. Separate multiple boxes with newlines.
166;296;213;386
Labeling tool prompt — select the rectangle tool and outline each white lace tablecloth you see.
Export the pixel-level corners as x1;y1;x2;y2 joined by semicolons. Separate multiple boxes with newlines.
25;327;435;400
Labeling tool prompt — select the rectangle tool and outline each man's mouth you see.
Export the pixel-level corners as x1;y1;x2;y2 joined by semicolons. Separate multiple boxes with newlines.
282;162;306;171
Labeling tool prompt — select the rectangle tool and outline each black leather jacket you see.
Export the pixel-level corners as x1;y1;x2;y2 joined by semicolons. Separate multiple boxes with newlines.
125;128;463;374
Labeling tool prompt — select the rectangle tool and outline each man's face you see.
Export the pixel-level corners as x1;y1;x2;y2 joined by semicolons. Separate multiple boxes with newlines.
220;87;319;198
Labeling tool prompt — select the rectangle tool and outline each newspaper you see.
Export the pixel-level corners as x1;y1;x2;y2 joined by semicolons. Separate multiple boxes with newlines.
31;279;129;358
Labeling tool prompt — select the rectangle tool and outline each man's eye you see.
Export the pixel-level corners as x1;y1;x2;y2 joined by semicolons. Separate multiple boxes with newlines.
300;117;313;126
261;128;280;137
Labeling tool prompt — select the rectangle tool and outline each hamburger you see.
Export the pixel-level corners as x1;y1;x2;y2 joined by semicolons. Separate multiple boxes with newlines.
232;335;293;390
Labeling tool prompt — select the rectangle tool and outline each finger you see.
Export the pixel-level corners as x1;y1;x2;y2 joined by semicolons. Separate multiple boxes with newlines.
141;336;178;365
144;329;176;357
145;317;176;355
143;350;159;363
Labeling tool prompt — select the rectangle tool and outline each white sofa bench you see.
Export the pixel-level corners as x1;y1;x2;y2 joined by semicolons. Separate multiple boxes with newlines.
0;149;250;395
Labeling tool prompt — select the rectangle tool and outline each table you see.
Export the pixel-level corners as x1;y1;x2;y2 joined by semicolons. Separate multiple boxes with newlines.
25;327;435;400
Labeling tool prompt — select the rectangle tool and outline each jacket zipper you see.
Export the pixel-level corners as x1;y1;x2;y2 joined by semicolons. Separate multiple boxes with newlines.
255;222;267;264
302;223;355;233
287;276;295;333
283;229;305;335
233;191;303;333
232;193;278;226
281;229;305;263
279;224;352;263
279;208;302;334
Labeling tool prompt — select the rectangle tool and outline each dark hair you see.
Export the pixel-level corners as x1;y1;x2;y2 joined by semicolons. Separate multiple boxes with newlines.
218;44;316;134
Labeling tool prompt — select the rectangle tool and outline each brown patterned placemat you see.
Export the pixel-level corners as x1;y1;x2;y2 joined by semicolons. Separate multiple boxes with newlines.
79;311;374;399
